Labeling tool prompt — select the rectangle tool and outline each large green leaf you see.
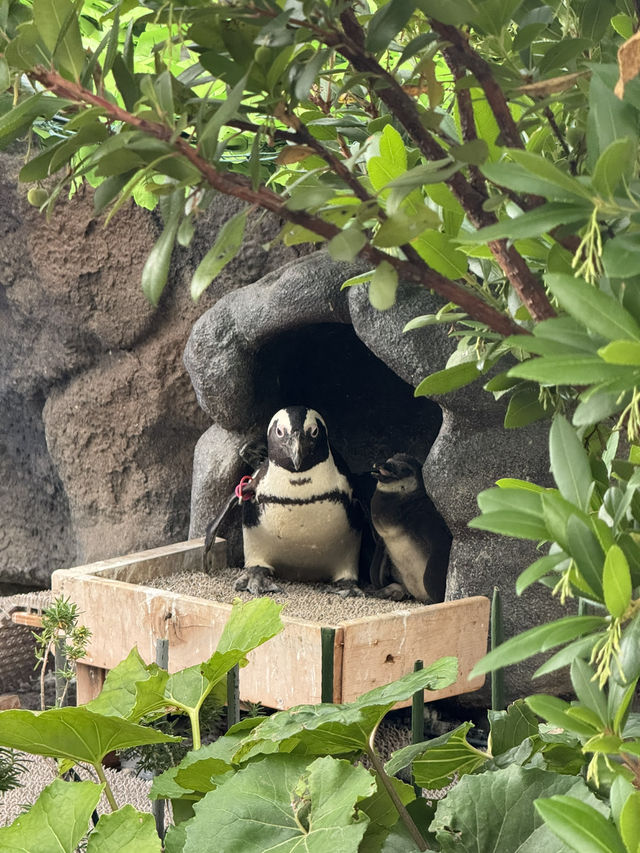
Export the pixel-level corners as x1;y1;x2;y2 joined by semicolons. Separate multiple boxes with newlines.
0;706;181;765
545;274;640;342
182;755;374;853
471;486;548;540
86;805;161;853
508;356;636;386
488;700;539;757
525;695;600;738
470;616;607;677
415;361;486;397
0;778;102;853
602;234;640;280
142;189;184;307
566;516;604;599
411;722;488;790
549;416;592;512
535;796;626;853
0;93;70;149
570;659;608;726
86;647;168;721
233;659;457;762
591;138;636;198
432;766;603;853
587;67;638;167
412;230;467;278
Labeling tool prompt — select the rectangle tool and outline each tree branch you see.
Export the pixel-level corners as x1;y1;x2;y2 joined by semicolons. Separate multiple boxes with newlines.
334;13;555;322
29;66;526;338
427;20;524;151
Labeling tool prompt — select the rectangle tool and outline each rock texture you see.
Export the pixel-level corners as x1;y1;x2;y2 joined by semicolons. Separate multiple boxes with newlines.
185;253;568;705
0;149;304;586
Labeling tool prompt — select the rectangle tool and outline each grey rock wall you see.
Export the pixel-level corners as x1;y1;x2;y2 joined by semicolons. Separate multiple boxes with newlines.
0;149;304;587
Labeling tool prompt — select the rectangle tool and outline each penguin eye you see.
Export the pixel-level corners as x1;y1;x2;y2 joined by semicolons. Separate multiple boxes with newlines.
310;425;319;438
276;425;285;438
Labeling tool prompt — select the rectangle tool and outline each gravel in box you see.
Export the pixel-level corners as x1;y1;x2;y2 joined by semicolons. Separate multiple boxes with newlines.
145;566;426;623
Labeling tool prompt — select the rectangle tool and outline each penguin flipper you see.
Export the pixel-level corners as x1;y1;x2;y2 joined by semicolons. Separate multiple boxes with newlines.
203;492;240;571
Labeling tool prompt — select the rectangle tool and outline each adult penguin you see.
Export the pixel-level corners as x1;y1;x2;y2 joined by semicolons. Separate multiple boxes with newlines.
236;406;363;595
370;453;451;603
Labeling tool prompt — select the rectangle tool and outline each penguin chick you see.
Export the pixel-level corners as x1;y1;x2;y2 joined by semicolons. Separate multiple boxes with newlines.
237;406;363;595
370;453;451;603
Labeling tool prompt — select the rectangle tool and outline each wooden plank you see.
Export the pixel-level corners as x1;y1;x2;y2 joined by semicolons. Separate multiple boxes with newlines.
51;538;224;586
0;694;20;710
76;663;106;705
11;611;44;628
54;573;326;709
339;596;490;706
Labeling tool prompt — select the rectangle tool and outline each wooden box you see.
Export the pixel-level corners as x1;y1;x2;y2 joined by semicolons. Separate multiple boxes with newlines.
51;539;490;709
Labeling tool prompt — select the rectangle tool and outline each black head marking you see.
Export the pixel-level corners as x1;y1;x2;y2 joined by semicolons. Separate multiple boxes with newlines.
266;406;330;472
372;453;423;484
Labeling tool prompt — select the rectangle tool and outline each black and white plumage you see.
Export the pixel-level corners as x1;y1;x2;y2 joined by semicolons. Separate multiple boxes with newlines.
370;453;451;603
236;406;362;595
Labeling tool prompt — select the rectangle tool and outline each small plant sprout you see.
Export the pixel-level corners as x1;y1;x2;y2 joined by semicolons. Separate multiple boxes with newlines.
34;596;92;711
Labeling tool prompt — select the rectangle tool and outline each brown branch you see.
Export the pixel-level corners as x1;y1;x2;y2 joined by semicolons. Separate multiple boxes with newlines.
427;20;523;151
333;14;555;322
29;66;525;338
441;49;486;197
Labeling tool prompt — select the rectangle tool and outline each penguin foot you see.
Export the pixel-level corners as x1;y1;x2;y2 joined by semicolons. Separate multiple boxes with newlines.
235;566;282;595
371;583;410;601
330;578;364;598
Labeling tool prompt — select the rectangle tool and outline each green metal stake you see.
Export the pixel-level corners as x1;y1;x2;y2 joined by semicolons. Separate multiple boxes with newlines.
153;638;169;842
227;664;240;729
411;659;424;744
491;586;505;712
321;627;336;703
54;638;68;708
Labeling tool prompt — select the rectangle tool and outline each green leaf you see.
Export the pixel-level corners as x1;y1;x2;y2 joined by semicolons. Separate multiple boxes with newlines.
619;791;640;853
508;356;636;386
182;755;374;853
368;124;407;191
472;485;548;541
516;552;566;595
535;796;626;853
591;138;636;198
0;57;10;92
191;208;248;301
526;694;601;737
0;93;69;149
411;722;488;790
328;227;367;261
199;72;249;159
470;616;607;677
598;340;640;365
546;274;640;342
0;706;180;765
0;778;102;852
412;230;467;278
86;646;168;721
341;269;375;290
603;234;640;280
142;189;184;307
458;203;590;243
234;660;456;762
570;658;608;726
534;636;597;678
33;0;85;80
566;516;604;599
86;805;161;853
603;545;632;619
366;0;416;52
433;766;603;853
415;361;484;397
488;700;539;757
587;67;638;167
549;416;592;512
504;387;547;428
482;150;593;203
202;596;284;684
369;260;398;310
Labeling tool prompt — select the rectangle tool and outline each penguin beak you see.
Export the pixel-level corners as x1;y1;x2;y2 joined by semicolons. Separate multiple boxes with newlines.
290;435;303;471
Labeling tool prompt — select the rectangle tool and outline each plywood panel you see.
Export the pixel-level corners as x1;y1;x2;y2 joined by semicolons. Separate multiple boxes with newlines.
340;596;490;706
